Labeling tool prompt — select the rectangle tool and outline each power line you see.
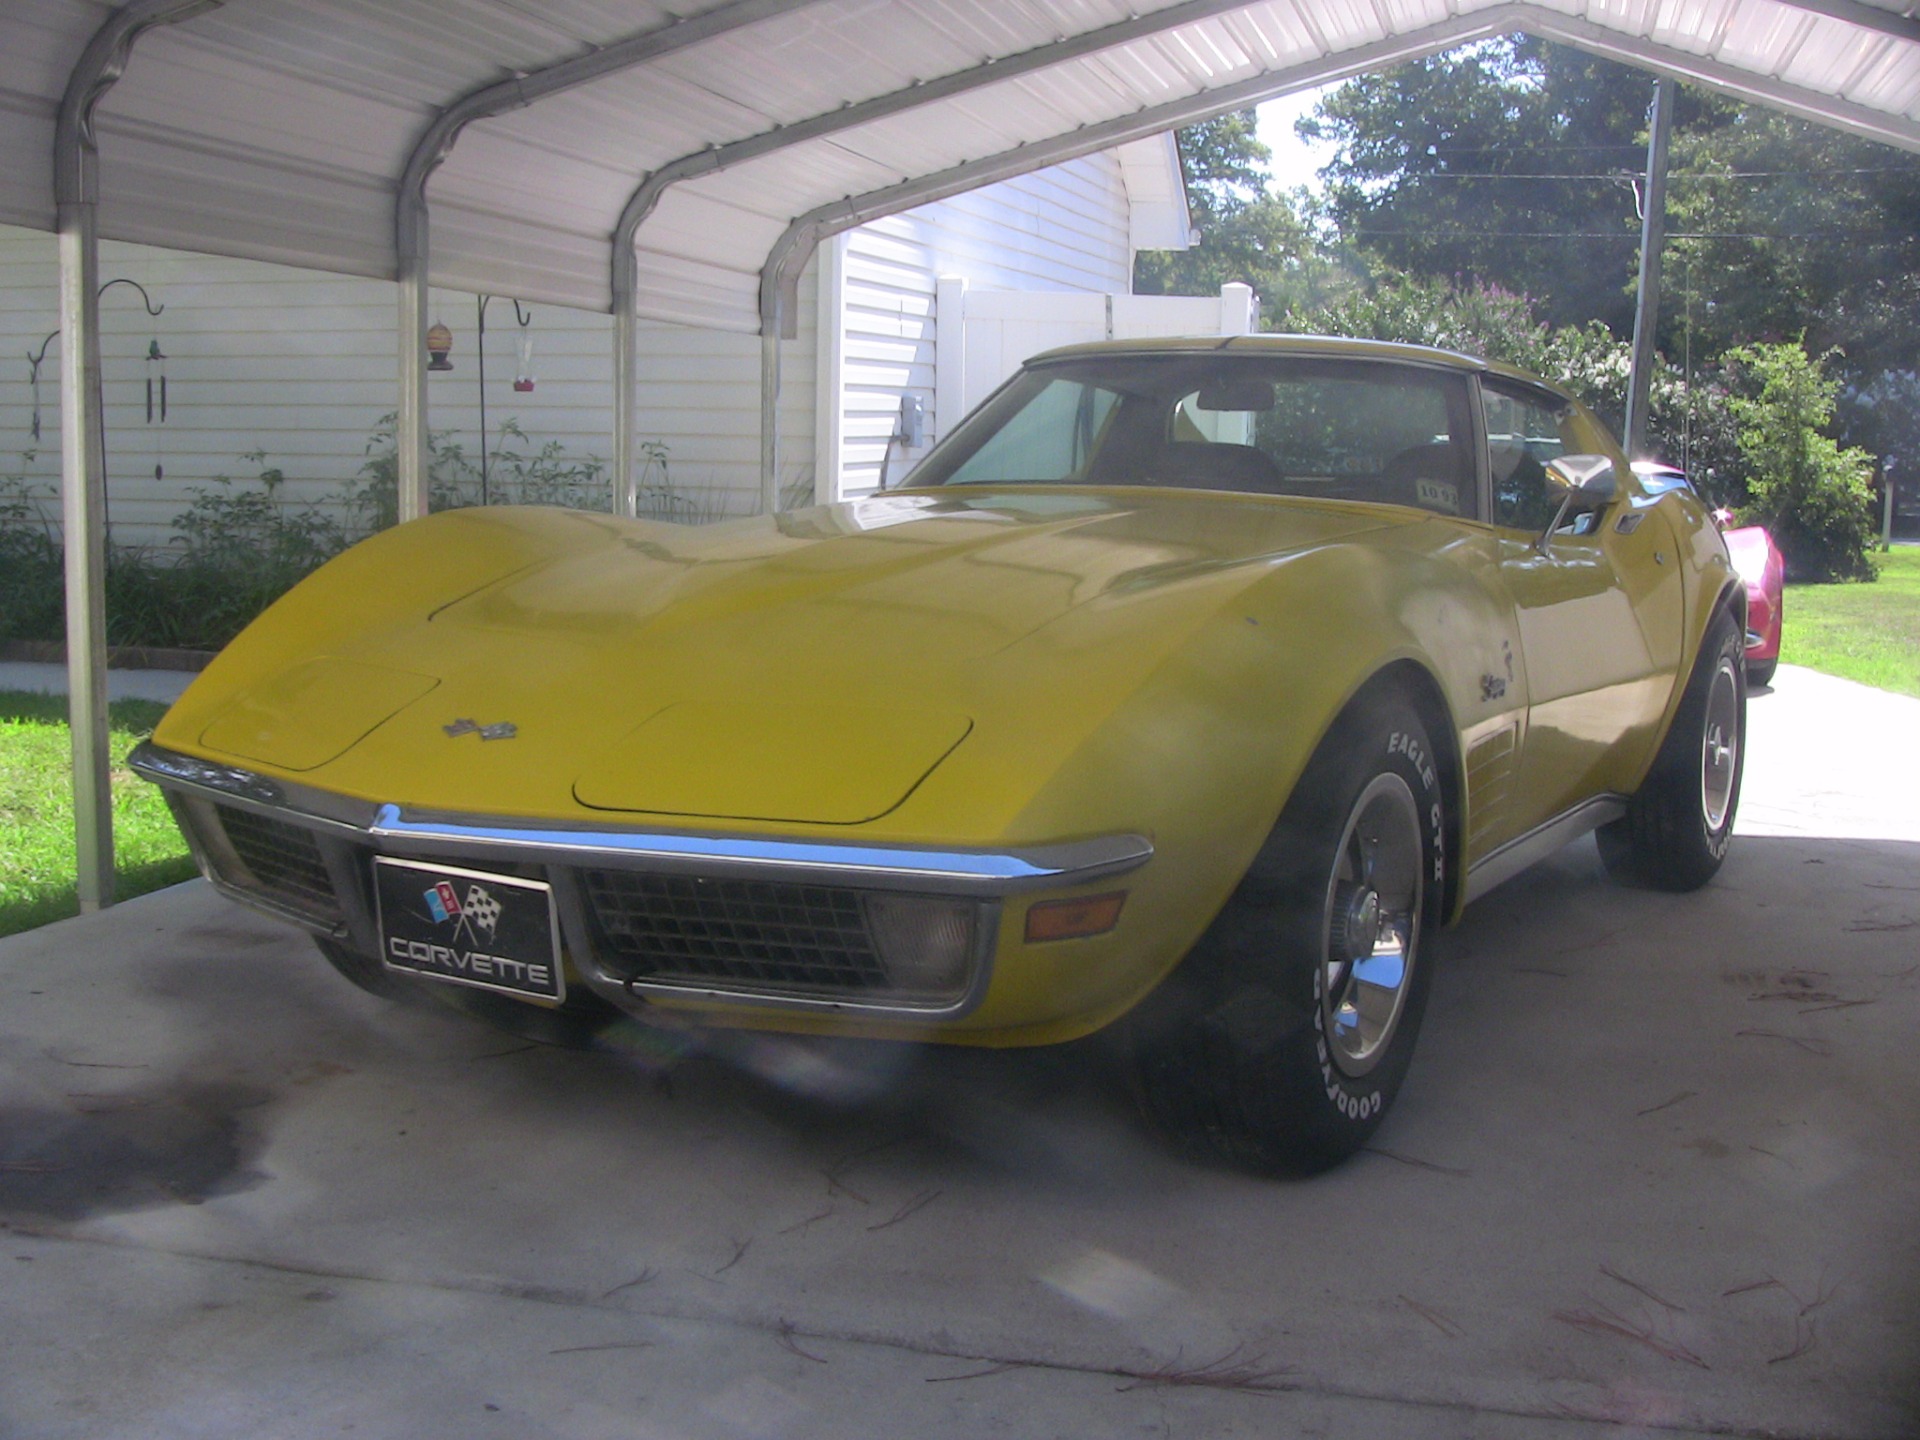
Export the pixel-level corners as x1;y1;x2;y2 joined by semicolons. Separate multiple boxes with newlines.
1348;228;1920;241
1332;167;1920;182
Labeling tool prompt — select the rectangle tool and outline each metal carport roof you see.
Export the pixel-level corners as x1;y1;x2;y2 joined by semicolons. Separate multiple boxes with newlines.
9;0;1920;332
8;0;1920;910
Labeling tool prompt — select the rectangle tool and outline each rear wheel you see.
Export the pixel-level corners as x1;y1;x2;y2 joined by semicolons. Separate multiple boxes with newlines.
1598;610;1745;891
1129;688;1444;1174
313;937;620;1049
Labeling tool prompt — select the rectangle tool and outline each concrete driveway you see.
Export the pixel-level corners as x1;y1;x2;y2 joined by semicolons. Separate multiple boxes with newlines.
3;665;1917;1438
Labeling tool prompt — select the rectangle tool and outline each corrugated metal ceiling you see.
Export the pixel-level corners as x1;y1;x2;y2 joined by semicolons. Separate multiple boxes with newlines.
5;0;1919;332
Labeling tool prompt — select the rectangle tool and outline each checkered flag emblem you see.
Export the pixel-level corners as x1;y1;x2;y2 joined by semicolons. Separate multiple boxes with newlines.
456;884;503;945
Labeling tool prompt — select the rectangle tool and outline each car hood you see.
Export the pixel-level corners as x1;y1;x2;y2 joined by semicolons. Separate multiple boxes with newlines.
182;489;1404;826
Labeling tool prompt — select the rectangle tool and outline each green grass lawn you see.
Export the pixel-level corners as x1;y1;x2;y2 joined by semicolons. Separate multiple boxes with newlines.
0;691;198;939
1780;546;1920;699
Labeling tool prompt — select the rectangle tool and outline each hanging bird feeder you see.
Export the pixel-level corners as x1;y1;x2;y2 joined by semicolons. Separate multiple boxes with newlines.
426;320;454;371
513;305;535;393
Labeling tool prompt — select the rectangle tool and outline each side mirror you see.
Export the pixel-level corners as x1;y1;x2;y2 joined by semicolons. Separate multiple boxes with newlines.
1544;453;1618;500
1536;454;1618;553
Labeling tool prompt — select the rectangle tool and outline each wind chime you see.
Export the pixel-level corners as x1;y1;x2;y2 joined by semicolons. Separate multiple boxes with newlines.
24;279;168;528
144;334;169;480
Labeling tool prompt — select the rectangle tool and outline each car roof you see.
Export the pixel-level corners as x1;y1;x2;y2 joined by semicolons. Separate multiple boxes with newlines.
1022;333;1582;404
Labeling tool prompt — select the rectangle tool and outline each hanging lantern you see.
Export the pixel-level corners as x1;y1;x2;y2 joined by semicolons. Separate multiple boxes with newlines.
426;320;454;371
513;310;535;392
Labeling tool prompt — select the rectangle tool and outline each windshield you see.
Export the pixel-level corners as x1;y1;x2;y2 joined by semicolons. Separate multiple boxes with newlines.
904;352;1480;520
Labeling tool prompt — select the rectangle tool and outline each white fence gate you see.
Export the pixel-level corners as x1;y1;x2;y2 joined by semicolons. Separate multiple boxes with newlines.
932;280;1258;441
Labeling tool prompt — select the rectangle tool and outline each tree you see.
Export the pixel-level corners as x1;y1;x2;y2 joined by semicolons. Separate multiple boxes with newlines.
1281;271;1748;500
1724;342;1879;581
1303;39;1660;335
1133;109;1347;315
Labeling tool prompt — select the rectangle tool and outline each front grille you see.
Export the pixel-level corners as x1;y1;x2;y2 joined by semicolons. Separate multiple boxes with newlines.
212;804;340;921
583;870;891;995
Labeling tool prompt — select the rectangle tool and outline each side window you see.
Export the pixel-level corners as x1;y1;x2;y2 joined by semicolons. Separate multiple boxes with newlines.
1484;382;1580;532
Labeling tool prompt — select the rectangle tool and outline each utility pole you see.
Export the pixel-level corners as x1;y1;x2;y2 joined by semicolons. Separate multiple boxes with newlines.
1624;76;1675;459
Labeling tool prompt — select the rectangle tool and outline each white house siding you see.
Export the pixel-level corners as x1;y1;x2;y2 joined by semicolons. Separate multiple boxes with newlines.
831;152;1136;498
1;141;1161;546
0;223;816;549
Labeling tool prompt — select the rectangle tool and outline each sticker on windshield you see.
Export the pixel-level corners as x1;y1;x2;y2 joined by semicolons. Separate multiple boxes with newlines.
1415;479;1461;514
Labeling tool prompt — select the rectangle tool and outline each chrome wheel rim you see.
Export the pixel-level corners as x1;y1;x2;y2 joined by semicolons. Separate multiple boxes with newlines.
1320;773;1423;1079
1700;655;1741;832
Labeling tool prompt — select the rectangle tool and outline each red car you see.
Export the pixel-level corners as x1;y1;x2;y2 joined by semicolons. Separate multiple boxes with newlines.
1633;462;1784;686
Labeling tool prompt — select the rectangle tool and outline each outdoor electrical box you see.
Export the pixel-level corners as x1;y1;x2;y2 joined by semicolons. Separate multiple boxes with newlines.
898;393;925;448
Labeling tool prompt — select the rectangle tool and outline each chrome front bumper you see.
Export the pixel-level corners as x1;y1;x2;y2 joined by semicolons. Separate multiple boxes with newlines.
130;742;1153;1022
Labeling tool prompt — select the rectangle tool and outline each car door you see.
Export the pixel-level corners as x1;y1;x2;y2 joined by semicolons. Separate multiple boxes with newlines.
1482;379;1684;833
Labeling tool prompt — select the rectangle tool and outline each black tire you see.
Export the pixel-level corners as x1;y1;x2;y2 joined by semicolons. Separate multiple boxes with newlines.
1128;687;1445;1174
1597;610;1745;892
313;937;620;1049
1745;654;1777;688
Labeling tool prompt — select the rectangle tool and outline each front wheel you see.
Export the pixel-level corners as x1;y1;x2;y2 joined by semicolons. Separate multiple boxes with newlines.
1129;689;1445;1174
1598;610;1745;891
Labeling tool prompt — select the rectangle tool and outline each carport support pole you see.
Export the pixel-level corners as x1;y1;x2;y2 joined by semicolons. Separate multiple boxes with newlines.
1624;76;1675;459
396;243;430;523
56;201;114;913
612;240;640;517
615;306;638;516
52;0;224;913
759;291;785;516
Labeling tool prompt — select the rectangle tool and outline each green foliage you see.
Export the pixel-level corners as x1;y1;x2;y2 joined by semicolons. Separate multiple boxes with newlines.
347;413;616;527
1;420;642;652
1133;108;1349;315
0;463;63;643
82;457;350;651
486;420;613;510
1665;100;1920;379
345;412;482;531
1283;271;1750;504
1724;342;1879;581
1301;37;1920;483
1304;39;1656;336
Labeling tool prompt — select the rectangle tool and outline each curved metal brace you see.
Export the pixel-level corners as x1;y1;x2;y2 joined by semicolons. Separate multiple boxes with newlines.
392;0;832;525
56;0;222;206
748;13;1522;508
612;0;1276;284
1523;7;1920;155
394;0;825;271
756;13;1517;340
747;0;1920;505
607;0;1271;512
757;0;1920;340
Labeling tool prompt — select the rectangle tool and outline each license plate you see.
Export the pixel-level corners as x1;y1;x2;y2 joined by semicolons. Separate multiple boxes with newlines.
374;857;564;1002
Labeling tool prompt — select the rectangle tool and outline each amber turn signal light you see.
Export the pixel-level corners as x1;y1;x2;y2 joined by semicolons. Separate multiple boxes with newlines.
1024;892;1126;943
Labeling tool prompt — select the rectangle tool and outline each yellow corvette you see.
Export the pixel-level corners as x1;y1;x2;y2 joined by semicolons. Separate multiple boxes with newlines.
134;336;1746;1171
